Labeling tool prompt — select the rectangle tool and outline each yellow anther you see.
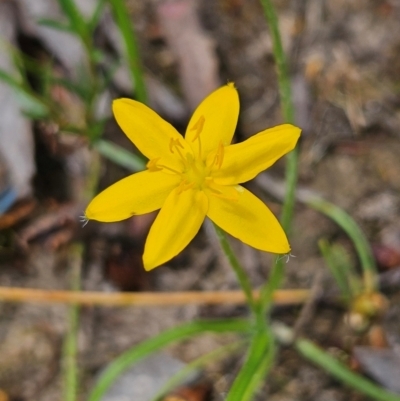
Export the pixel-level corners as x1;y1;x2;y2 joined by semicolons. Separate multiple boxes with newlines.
147;157;181;174
176;180;195;195
213;141;225;169
147;158;163;172
169;138;184;153
169;137;186;162
190;115;205;142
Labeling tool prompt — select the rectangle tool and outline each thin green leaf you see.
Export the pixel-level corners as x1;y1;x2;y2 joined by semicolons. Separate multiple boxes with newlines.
296;338;400;401
58;0;88;42
87;319;249;401
258;0;299;317
212;223;257;315
0;69;49;118
0;68;22;88
93;139;146;171
226;325;275;401
63;244;83;401
151;340;246;401
307;197;377;292
98;58;121;93
109;0;148;104
319;239;356;302
37;18;72;32
87;0;107;33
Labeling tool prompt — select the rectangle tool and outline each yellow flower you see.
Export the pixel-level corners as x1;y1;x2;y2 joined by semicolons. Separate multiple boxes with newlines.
85;83;301;271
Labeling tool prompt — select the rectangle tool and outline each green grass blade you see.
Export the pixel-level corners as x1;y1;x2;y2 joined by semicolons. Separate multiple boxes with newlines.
308;197;377;292
319;239;356;302
296;338;400;401
259;0;297;231
93;139;146;171
151;340;246;401
37;18;72;32
212;223;257;315
226;327;275;401
257;0;299;316
0;69;49;118
87;0;107;33
109;0;148;104
87;319;249;401
63;244;83;401
58;0;88;42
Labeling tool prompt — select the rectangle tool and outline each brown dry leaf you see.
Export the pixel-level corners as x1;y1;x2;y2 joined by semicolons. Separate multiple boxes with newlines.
16;203;83;249
0;199;36;230
156;0;220;110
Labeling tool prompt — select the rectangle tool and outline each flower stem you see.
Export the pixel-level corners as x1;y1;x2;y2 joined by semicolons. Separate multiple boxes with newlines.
212;222;257;315
259;0;294;125
260;0;297;228
258;0;299;313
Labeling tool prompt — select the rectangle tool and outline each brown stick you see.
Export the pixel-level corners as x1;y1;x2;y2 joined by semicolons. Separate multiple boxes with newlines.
0;287;310;306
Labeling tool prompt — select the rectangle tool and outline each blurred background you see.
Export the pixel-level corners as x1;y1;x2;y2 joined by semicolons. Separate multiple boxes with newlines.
1;0;400;400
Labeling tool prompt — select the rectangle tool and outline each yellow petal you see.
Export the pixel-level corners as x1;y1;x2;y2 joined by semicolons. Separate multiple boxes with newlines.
113;99;192;171
206;185;290;253
185;84;239;159
143;188;208;270
208;124;301;185
85;170;180;222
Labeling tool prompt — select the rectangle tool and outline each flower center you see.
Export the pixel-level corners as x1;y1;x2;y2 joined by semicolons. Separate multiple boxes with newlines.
146;115;225;194
179;154;211;192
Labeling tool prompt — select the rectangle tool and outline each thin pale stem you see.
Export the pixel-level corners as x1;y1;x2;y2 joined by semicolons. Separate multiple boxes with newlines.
0;286;310;306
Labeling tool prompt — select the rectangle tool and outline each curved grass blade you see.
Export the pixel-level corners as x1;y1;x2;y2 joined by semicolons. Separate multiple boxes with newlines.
87;319;249;401
151;340;246;401
296;338;400;401
307;197;377;292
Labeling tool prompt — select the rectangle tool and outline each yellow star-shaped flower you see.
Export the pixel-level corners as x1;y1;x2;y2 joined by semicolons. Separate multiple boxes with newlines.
85;83;301;271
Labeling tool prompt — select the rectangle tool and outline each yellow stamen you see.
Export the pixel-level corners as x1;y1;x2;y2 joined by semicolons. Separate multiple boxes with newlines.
212;141;225;169
146;157;181;174
146;158;163;172
191;115;205;158
176;180;195;195
169;138;185;161
190;115;205;141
